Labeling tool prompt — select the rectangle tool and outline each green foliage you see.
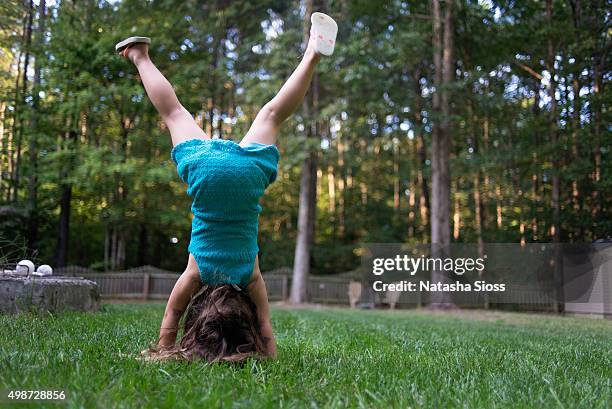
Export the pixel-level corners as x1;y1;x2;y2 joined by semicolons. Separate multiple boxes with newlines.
0;0;609;272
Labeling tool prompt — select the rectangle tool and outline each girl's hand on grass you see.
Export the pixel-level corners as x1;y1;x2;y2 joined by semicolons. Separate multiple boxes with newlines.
138;344;173;362
158;327;179;347
261;334;277;359
138;347;156;362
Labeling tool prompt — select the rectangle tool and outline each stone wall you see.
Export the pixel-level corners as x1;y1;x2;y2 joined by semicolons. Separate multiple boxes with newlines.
0;275;100;314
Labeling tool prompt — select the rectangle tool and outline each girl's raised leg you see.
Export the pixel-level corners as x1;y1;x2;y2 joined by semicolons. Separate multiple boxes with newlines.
240;35;321;147
124;43;208;146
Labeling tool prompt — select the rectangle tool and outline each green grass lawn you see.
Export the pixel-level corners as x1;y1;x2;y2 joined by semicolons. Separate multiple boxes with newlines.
1;304;611;409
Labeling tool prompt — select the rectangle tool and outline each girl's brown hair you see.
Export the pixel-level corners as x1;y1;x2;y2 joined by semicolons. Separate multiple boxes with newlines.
145;284;266;363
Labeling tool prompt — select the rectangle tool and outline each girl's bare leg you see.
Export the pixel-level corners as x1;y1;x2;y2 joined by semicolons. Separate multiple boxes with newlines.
240;36;321;147
125;44;208;146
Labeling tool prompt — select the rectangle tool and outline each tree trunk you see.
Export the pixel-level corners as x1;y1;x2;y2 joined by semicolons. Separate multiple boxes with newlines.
412;70;430;237
138;224;148;266
407;135;417;237
429;0;454;308
546;1;560;245
55;103;78;266
109;225;127;271
116;232;126;270
571;75;582;236
452;180;460;240
55;184;71;267
55;131;76;267
474;169;487;307
468;99;487;307
337;135;345;235
291;154;317;303
530;77;540;240
104;224;110;271
307;75;320;249
591;38;603;225
6;9;28;202
393;140;400;213
27;0;46;249
327;164;335;214
290;0;319;304
12;0;34;202
546;0;563;312
0;101;5;199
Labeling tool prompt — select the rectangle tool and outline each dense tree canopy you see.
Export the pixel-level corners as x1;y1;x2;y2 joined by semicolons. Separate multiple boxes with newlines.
0;0;609;274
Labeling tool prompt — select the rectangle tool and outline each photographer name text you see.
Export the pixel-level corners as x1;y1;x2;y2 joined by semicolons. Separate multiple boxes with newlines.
373;280;505;292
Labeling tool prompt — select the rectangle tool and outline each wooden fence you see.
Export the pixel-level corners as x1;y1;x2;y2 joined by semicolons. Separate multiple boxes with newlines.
63;267;291;301
58;265;558;311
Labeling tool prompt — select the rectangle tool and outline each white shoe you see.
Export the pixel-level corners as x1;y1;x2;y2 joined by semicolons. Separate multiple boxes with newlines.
115;36;151;54
310;12;338;56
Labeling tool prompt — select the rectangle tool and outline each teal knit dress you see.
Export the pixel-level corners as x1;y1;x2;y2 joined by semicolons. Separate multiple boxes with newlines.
171;138;279;286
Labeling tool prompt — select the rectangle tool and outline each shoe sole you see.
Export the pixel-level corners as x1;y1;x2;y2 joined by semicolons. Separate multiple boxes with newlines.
311;12;337;56
115;36;151;52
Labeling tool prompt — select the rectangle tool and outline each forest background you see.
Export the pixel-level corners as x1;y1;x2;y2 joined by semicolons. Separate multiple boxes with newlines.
0;0;609;280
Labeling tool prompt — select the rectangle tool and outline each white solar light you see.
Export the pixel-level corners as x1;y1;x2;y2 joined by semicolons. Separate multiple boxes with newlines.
33;264;53;277
16;260;35;275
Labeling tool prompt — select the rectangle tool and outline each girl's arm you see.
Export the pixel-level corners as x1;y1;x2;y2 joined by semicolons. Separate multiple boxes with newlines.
158;261;202;347
247;260;277;358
